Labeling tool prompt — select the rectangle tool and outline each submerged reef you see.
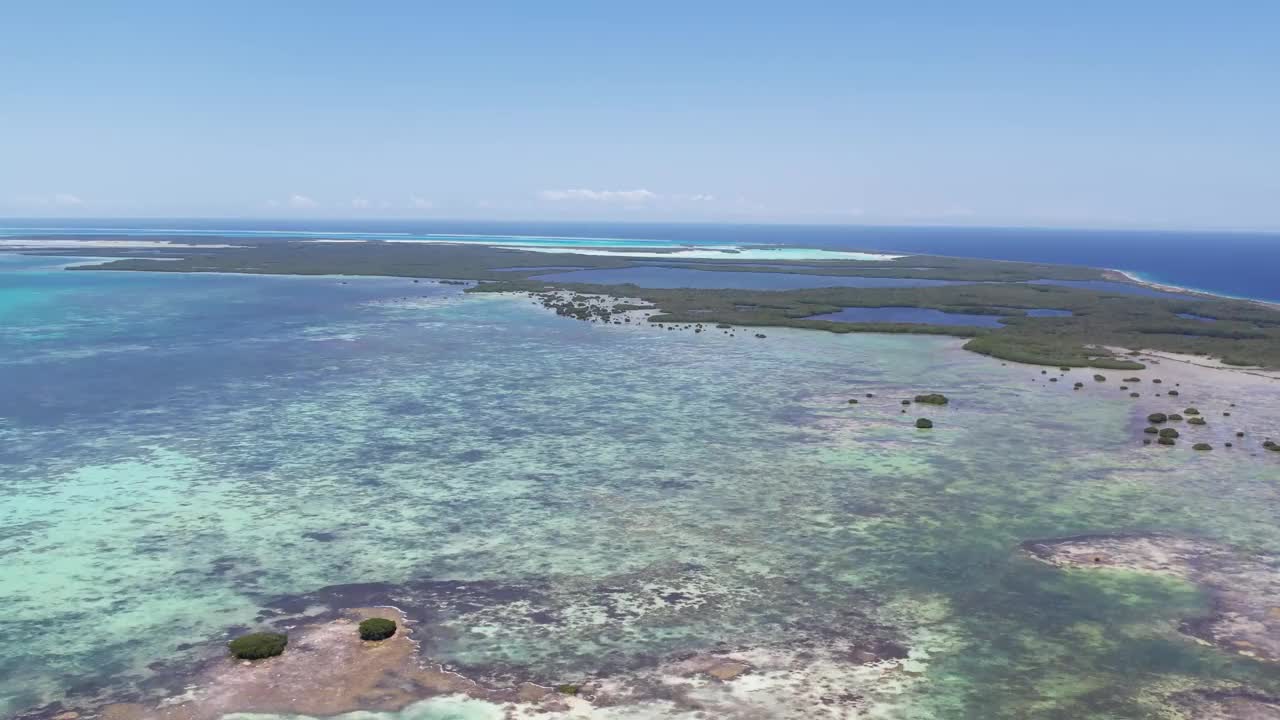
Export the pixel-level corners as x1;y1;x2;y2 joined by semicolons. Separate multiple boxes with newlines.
1023;534;1280;663
1168;689;1280;719
43;605;922;720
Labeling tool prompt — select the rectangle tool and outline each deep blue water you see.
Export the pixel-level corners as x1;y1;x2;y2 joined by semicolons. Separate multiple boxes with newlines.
3;219;1277;302
805;307;1007;327
531;266;964;290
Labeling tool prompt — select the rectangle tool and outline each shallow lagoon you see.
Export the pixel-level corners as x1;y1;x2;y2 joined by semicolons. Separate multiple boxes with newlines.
3;253;1280;718
530;266;962;290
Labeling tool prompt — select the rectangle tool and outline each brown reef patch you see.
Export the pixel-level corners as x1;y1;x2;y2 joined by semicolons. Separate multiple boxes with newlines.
89;607;520;720
1169;689;1280;719
29;603;918;720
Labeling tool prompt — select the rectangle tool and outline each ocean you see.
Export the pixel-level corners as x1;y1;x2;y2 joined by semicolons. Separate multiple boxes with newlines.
2;219;1278;302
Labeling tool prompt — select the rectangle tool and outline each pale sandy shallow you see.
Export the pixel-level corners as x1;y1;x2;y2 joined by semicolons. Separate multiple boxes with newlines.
1104;345;1280;382
98;606;929;720
509;246;904;261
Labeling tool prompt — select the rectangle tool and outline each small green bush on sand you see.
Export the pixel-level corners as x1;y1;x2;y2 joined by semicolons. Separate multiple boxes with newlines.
229;632;288;660
359;617;398;641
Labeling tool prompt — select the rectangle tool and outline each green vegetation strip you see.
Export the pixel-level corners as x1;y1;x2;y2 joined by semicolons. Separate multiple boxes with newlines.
43;238;1280;370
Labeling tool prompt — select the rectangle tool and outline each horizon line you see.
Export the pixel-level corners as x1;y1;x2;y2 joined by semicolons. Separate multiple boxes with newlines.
2;216;1280;237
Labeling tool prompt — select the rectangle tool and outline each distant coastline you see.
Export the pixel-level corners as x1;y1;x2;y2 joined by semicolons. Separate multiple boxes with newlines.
4;220;1280;302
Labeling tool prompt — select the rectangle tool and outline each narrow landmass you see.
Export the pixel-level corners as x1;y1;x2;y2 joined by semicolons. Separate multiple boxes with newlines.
22;235;1279;371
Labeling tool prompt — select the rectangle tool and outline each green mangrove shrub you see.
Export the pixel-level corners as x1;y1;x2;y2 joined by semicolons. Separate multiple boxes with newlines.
913;393;949;405
229;632;288;660
359;617;398;641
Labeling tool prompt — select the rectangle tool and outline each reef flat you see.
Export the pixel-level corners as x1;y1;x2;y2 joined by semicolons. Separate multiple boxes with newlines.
3;248;1280;719
1024;534;1280;662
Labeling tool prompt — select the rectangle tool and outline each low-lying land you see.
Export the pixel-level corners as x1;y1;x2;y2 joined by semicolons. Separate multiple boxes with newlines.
24;235;1280;369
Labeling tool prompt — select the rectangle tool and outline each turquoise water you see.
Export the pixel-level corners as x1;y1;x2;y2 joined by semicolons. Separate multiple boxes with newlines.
530;266;960;290
0;226;896;261
3;253;1280;717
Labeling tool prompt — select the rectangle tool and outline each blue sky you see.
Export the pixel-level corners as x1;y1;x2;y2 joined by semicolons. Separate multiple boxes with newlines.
3;1;1277;229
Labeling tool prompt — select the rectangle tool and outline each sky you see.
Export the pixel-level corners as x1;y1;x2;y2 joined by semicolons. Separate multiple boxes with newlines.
2;1;1278;229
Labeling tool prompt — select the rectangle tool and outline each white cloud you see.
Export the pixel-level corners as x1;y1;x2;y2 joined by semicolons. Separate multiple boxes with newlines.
674;193;715;202
287;193;319;209
538;188;659;203
349;197;371;210
408;195;434;209
9;192;85;208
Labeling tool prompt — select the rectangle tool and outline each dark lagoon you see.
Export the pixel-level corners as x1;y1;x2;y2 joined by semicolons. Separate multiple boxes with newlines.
806;306;1007;327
